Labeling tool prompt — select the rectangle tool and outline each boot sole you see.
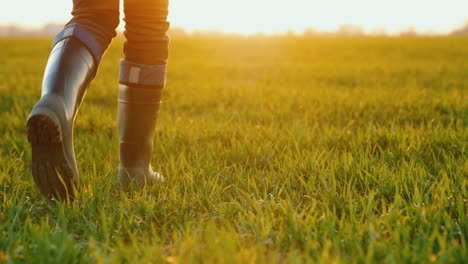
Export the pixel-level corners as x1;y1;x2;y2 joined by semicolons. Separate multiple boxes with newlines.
27;110;76;200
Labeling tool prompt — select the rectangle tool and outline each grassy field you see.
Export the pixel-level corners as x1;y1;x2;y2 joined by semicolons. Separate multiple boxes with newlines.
0;36;467;263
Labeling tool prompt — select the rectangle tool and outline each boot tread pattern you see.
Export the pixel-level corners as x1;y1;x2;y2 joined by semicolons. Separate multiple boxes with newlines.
27;114;76;200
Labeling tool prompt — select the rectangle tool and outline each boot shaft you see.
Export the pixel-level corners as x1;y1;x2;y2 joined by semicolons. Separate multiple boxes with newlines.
41;37;96;121
118;84;162;168
117;60;166;170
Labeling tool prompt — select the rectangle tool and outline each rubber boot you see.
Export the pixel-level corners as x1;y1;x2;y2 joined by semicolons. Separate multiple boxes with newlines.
117;60;166;186
27;37;97;200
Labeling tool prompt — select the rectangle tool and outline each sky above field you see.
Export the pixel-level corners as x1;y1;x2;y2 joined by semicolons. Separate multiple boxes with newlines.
2;0;468;34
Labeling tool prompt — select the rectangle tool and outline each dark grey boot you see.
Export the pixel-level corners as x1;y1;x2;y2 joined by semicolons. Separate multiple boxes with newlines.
117;60;166;186
27;34;98;200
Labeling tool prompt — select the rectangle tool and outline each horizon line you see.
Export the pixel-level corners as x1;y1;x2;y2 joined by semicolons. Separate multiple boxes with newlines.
1;20;468;37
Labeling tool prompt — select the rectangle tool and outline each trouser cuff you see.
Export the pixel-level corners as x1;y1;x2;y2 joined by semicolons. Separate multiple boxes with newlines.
119;60;166;88
53;24;104;65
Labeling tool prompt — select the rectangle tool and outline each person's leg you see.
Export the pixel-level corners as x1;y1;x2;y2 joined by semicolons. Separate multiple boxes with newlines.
123;0;170;65
118;0;170;186
68;0;120;58
27;0;119;200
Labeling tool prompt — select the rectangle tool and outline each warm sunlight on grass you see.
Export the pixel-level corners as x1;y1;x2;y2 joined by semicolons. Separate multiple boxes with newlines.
0;36;467;262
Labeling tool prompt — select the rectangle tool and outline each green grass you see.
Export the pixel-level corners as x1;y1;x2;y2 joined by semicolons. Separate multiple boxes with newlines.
0;36;467;263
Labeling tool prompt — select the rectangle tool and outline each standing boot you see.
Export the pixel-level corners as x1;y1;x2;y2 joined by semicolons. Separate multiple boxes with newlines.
27;26;102;200
117;60;166;186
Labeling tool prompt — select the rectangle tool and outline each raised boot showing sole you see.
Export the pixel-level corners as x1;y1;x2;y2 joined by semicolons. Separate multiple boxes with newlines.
27;36;96;200
117;60;166;186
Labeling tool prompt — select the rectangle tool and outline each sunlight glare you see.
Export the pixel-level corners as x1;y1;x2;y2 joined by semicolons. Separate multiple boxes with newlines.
0;0;467;34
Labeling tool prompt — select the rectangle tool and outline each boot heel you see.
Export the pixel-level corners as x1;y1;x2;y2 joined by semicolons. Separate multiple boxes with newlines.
27;109;76;200
27;107;62;144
